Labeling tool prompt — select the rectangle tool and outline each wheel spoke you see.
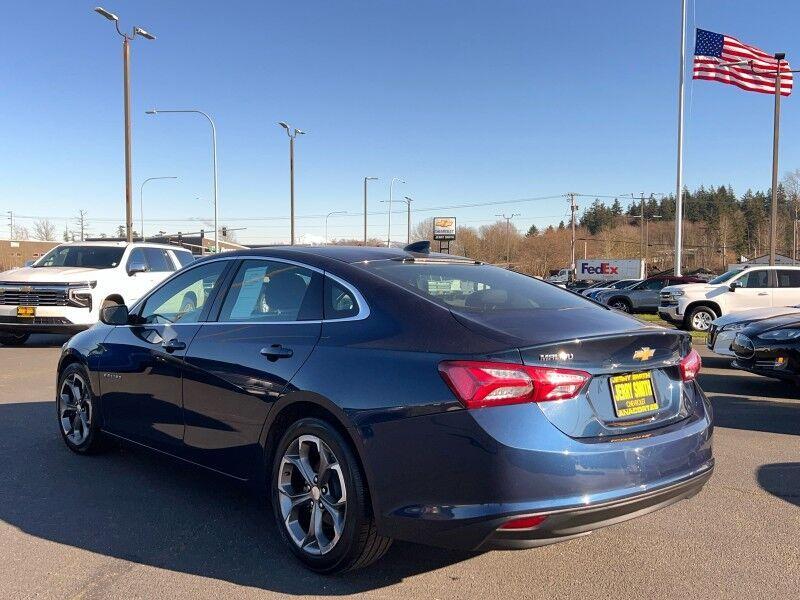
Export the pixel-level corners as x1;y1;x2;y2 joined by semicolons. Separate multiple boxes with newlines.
321;500;345;538
301;503;319;549
277;485;312;510
283;454;315;486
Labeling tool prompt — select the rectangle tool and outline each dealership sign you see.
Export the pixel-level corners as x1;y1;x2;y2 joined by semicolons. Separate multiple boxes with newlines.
433;217;456;241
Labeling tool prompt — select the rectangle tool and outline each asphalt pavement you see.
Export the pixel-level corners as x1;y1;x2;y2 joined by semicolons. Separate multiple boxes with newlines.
0;335;797;599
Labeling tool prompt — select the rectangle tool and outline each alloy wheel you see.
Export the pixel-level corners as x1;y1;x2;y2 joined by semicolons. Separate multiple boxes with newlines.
277;434;347;556
59;372;92;446
692;310;714;331
611;301;630;312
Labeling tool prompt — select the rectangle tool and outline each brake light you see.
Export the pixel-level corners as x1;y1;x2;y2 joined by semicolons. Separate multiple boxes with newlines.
498;514;548;530
679;348;702;381
438;360;591;409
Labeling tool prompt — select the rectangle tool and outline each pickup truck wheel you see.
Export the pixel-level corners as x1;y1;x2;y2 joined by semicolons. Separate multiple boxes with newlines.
0;332;30;346
687;306;716;332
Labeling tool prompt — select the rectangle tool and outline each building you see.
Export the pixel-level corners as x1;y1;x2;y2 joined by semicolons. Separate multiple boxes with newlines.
0;239;60;271
85;234;247;255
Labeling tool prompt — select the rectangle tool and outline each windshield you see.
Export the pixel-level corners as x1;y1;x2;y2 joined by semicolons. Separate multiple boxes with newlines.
708;269;743;285
34;245;124;269
361;261;599;314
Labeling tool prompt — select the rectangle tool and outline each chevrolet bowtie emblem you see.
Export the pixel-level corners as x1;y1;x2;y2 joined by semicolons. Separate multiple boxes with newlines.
633;347;655;361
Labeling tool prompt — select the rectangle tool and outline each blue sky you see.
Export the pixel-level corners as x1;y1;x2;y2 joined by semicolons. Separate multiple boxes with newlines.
1;0;798;243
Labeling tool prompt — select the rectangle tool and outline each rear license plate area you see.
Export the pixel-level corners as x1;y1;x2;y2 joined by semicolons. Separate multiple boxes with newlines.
17;306;36;318
609;371;658;417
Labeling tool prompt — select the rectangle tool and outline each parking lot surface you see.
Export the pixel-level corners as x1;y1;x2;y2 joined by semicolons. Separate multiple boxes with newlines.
0;336;797;600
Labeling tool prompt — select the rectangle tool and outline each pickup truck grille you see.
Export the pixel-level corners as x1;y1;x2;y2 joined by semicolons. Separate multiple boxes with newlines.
659;291;677;307
0;286;68;306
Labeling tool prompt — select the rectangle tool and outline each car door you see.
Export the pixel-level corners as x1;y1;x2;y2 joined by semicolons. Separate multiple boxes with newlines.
630;278;665;310
728;268;773;310
99;260;231;450
181;258;323;478
124;247;162;305
773;269;800;307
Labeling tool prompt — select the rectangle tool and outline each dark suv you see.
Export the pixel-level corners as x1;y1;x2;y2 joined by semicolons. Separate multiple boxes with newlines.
595;275;704;313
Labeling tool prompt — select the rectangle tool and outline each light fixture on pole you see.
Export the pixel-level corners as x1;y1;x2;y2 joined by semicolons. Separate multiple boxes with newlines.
386;177;405;247
363;177;378;245
278;122;305;245
146;109;219;253
139;176;177;241
94;6;156;244
324;211;347;245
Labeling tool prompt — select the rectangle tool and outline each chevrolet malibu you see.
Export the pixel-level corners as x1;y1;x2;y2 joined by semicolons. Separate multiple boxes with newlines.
56;244;714;573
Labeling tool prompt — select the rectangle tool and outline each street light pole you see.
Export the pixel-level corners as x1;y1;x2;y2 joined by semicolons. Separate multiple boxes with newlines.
496;213;520;265
278;122;305;245
401;196;414;244
387;177;405;247
94;7;156;244
139;176;177;241
146;109;219;252
324;211;347;245
363;177;378;245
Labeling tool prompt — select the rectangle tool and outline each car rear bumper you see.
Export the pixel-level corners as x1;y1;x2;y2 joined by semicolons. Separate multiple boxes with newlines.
365;384;714;551
658;305;682;323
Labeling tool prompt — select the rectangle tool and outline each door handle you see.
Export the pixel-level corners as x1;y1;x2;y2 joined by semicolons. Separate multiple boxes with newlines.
757;292;769;296
163;339;187;353
260;344;294;361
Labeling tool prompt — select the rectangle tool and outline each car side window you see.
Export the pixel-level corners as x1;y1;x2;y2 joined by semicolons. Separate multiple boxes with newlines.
641;278;665;290
776;269;800;287
738;270;769;289
324;277;359;319
143;248;174;272
127;248;148;272
218;260;323;323
172;251;195;268
139;261;228;325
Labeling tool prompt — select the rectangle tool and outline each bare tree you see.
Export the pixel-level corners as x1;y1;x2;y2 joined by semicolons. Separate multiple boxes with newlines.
11;225;29;240
32;219;57;241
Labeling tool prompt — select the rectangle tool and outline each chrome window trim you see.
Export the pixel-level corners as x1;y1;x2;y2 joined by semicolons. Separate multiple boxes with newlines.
124;254;370;327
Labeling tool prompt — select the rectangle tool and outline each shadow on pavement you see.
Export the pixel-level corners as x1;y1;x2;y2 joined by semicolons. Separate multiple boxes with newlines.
757;463;800;507
699;371;799;401
709;395;800;436
0;334;71;349
0;401;475;594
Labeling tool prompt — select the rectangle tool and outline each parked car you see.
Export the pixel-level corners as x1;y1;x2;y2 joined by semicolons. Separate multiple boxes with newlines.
706;305;800;357
659;266;800;332
730;312;800;384
595;275;704;313
56;244;713;573
0;241;195;345
582;278;641;299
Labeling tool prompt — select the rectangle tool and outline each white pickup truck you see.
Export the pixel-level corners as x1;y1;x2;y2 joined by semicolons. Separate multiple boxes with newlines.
0;241;195;345
658;265;800;332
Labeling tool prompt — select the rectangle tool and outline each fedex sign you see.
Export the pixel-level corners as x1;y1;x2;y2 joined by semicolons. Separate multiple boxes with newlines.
581;262;619;275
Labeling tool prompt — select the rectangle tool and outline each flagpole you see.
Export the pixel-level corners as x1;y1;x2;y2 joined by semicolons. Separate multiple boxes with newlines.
674;0;687;276
769;53;784;267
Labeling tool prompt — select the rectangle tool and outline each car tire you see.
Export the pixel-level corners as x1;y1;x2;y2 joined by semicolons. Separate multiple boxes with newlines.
270;417;392;573
687;306;717;332
57;363;107;454
0;332;30;346
609;298;632;313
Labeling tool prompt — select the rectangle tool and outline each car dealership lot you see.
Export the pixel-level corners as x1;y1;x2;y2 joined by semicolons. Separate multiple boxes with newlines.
0;337;797;600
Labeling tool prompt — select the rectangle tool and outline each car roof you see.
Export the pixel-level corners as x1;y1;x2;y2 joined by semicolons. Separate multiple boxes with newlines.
56;241;190;252
202;245;473;265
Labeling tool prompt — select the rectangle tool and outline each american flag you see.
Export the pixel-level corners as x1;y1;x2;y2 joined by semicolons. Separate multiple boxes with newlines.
693;28;792;96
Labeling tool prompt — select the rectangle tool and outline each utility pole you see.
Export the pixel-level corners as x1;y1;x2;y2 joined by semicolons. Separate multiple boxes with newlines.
769;53;785;266
6;211;13;240
363;177;378;245
496;213;520;265
77;210;88;241
567;193;578;279
277;122;305;245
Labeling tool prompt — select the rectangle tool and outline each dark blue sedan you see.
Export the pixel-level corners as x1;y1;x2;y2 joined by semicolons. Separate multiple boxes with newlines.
55;243;714;573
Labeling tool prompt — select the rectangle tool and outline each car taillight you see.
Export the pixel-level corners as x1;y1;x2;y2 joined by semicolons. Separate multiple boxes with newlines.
438;360;591;409
497;514;548;530
679;348;702;381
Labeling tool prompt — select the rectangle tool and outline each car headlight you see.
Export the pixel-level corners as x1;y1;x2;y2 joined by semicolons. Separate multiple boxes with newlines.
67;282;96;309
671;290;685;297
758;328;800;340
722;322;748;332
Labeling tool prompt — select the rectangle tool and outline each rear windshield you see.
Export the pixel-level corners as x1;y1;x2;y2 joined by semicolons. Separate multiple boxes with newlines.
361;261;595;313
34;245;124;269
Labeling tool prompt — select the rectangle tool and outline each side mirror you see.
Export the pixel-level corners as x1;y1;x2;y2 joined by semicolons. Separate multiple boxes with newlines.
127;261;149;276
100;304;129;326
729;282;740;292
